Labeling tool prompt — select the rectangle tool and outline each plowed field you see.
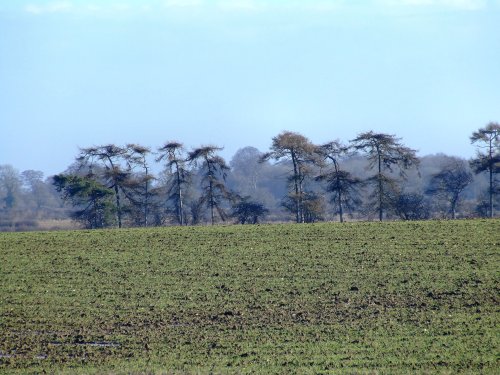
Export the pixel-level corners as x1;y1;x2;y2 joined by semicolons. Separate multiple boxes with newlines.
1;220;498;373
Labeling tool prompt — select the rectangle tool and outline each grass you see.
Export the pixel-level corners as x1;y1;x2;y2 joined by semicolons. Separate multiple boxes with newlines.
0;219;499;374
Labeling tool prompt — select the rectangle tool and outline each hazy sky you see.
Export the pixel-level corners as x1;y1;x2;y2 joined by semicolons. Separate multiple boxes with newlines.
1;0;499;176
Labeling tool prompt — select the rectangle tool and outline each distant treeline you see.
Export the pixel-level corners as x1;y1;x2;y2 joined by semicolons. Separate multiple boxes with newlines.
1;124;498;231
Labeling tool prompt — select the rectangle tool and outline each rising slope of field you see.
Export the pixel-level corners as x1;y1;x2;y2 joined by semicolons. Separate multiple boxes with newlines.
0;220;499;374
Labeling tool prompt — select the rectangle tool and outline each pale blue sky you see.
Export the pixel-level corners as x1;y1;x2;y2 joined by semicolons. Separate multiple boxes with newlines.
1;0;499;176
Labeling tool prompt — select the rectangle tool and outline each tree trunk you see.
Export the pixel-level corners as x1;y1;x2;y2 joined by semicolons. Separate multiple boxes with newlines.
334;161;343;223
92;197;98;229
291;153;301;223
144;166;149;227
451;196;457;219
114;184;122;228
490;166;493;218
176;164;184;225
378;152;383;222
107;158;122;228
209;178;215;225
338;193;344;223
489;138;493;218
299;177;304;223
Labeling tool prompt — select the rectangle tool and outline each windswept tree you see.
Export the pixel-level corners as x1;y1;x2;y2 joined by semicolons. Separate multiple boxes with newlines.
126;144;154;226
261;131;318;223
316;141;362;222
470;122;499;218
188;146;234;225
77;145;130;228
157;142;190;225
426;158;473;219
351;131;419;221
53;174;114;229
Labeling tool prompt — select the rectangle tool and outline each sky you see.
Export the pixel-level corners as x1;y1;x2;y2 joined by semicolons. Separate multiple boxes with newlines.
1;0;499;177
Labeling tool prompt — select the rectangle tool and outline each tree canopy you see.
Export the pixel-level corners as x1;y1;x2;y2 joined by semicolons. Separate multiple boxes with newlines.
351;131;419;221
470;122;500;218
188;146;234;225
261;131;319;223
0;124;490;231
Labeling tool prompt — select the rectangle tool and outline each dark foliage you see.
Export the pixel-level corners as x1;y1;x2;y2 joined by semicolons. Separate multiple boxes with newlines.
232;197;269;224
351;131;419;221
188;146;235;225
426;159;473;219
53;174;115;228
470;122;499;218
393;192;430;220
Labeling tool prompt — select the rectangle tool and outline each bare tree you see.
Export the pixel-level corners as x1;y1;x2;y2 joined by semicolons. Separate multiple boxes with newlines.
426;158;473;219
21;170;44;212
0;165;22;213
261;131;318;223
470;122;499;218
351;131;419;221
230;146;263;194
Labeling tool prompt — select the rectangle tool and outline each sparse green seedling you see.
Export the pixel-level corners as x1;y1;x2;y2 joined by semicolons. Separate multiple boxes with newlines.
1;220;498;373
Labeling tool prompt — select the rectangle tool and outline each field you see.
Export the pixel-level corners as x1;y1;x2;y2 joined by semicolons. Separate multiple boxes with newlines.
0;220;499;374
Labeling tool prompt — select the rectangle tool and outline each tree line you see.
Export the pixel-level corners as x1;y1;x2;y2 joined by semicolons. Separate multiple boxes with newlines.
0;123;498;230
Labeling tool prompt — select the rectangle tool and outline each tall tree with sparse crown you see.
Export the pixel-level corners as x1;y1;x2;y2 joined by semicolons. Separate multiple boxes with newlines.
261;131;318;223
126;144;154;227
316;140;362;222
351;131;419;221
188;146;233;225
470;122;499;218
157;141;190;225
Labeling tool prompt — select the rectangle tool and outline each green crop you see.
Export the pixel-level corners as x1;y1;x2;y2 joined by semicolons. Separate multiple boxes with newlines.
1;220;499;374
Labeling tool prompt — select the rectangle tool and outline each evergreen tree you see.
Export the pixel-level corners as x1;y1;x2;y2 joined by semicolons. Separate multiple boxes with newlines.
157;142;190;225
351;131;419;221
77;145;131;228
470;122;499;218
53;174;115;228
316;141;362;222
261;131;318;223
188;146;234;225
426;158;473;219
